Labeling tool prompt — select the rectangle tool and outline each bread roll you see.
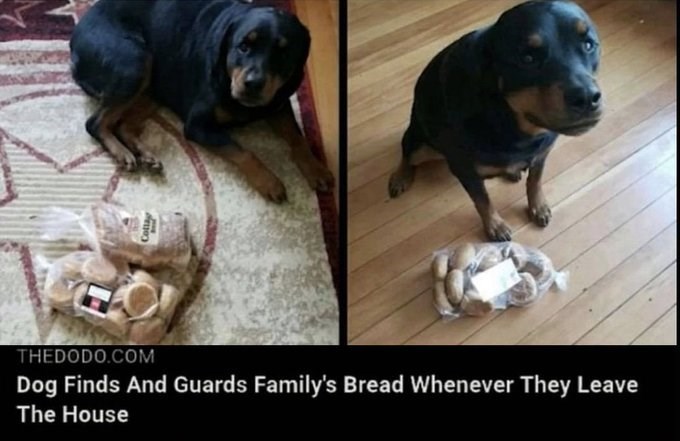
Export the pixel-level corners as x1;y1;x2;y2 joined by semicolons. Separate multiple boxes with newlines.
61;257;84;280
110;285;128;308
461;288;494;317
157;284;182;321
131;269;160;292
129;317;166;345
46;279;75;314
503;242;528;269
123;282;159;318
433;280;454;315
73;282;88;309
82;256;118;286
444;269;465;306
101;308;131;338
522;255;554;291
477;246;503;271
508;272;539;306
431;254;449;281
453;243;476;270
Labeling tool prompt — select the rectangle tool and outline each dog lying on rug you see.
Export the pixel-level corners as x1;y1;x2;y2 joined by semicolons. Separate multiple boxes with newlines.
70;0;334;203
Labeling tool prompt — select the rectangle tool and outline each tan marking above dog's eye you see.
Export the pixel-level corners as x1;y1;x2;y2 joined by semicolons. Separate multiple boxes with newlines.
278;37;287;48
528;33;542;48
575;20;588;34
247;31;258;42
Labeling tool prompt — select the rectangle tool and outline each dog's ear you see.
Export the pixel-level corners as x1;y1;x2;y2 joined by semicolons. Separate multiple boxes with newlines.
204;5;244;88
272;15;311;101
470;26;501;96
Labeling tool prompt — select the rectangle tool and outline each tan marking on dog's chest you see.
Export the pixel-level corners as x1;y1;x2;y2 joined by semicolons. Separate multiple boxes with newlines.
214;106;235;124
409;144;445;166
475;162;527;178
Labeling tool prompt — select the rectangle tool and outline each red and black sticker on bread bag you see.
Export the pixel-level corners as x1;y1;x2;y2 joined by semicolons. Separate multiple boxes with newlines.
80;283;114;318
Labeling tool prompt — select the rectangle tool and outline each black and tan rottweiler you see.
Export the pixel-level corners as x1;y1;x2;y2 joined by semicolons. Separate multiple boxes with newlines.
70;0;334;202
389;0;603;240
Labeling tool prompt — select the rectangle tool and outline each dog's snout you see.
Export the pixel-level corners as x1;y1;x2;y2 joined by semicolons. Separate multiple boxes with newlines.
244;71;265;93
565;83;602;114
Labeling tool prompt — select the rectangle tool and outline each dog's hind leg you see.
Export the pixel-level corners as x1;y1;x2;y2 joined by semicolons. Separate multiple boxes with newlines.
389;120;443;198
389;122;420;198
73;36;151;172
115;94;163;174
87;104;140;172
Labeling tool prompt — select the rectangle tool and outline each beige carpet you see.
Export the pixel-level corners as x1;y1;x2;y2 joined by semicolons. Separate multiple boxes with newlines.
0;38;339;345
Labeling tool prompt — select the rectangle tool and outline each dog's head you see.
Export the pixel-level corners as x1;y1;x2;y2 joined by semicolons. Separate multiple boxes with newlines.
487;0;603;136
222;6;310;107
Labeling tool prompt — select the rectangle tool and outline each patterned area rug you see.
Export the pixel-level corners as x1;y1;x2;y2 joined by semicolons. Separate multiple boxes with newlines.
0;0;339;344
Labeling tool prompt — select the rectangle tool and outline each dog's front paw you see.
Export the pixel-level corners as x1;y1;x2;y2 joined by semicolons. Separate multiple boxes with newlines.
140;154;164;174
484;216;513;242
119;151;139;172
252;173;288;204
303;161;335;192
529;203;552;227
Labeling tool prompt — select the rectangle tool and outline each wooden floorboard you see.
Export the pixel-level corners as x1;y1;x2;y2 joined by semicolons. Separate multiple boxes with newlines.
348;0;677;345
295;0;339;206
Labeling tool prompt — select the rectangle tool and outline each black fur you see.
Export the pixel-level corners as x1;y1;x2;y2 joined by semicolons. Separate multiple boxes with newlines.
70;0;310;148
392;0;603;240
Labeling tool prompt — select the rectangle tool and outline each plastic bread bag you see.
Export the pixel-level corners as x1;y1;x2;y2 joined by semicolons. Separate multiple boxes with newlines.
430;242;569;320
42;251;186;344
38;202;192;271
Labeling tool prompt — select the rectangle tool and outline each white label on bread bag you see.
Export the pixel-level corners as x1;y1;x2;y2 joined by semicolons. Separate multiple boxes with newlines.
471;259;521;302
129;211;160;246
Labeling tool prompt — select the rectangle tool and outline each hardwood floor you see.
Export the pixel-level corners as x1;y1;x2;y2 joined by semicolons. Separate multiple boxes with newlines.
348;0;677;345
295;0;339;205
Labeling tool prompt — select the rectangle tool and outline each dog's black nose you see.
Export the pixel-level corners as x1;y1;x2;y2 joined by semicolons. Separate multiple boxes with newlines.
565;85;602;114
244;72;265;92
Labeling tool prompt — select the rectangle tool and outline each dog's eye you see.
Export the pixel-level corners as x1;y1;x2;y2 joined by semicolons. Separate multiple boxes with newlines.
238;42;250;54
522;54;534;64
583;39;595;53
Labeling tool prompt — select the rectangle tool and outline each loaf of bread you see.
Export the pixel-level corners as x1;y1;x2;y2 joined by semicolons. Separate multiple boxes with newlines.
91;203;192;270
